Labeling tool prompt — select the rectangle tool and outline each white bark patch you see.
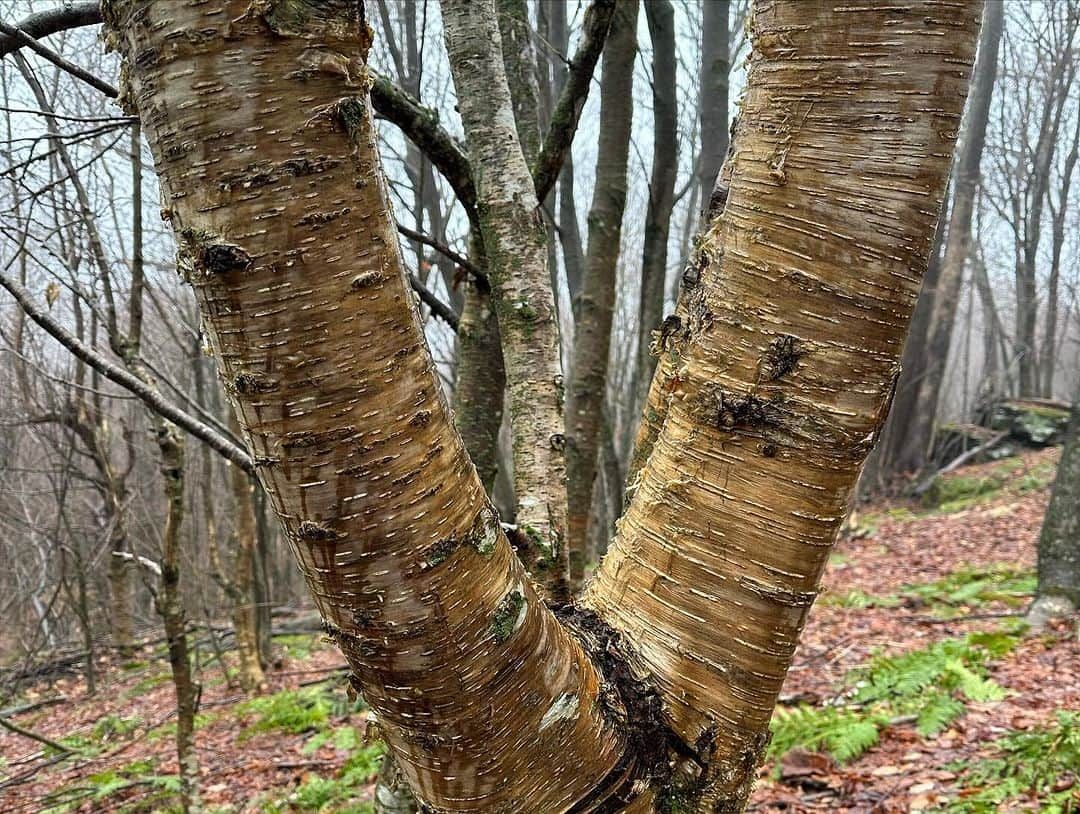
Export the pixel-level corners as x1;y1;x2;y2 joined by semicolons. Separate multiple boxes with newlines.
539;692;579;732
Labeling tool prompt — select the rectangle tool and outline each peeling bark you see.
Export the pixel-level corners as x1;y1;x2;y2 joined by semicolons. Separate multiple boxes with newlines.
587;2;982;809
104;2;632;809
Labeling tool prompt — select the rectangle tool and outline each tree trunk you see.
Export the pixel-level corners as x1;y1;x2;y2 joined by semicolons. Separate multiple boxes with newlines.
155;425;202;814
228;414;266;692
889;0;1003;474
442;0;571;601
566;0;639;588
1014;36;1076;396
451;238;505;493
586;3;981;809
697;0;730;213
863;205;945;486
633;0;679;430
107;3;632;809
1039;111;1080;398
551;1;587;315
1031;399;1080;617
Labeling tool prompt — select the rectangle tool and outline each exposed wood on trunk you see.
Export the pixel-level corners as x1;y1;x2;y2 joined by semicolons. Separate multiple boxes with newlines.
586;3;981;809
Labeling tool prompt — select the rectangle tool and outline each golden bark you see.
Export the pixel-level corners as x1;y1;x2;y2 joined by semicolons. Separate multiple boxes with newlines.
587;2;982;809
103;0;983;810
105;2;633;809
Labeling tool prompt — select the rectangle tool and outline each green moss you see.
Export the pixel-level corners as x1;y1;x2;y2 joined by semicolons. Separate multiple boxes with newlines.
238;687;330;737
92;713;143;742
900;564;1036;617
923;473;1005;513
334;97;366;135
259;741;385;813
122;671;171;698
491;590;525;643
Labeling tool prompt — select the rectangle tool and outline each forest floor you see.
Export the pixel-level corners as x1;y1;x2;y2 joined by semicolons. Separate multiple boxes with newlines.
1;448;1077;813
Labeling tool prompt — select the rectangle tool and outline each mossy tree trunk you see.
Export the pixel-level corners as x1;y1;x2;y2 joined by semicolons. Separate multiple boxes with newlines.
441;0;572;602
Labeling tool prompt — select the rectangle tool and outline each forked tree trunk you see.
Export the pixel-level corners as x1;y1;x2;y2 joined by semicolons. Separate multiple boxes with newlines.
586;2;981;809
108;1;979;811
566;0;639;588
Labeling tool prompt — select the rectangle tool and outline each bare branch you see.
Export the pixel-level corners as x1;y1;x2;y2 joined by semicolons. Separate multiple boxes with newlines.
532;0;617;202
0;270;254;473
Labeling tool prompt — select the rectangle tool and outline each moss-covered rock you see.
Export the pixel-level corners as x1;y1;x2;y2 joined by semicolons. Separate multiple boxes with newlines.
987;399;1071;446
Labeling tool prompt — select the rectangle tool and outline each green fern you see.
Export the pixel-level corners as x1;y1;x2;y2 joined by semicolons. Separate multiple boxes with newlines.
769;705;886;765
768;632;1017;768
915;693;965;737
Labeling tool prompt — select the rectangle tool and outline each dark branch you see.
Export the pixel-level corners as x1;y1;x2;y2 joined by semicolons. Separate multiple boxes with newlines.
0;2;101;57
532;0;617;202
396;222;485;283
371;74;478;218
409;275;460;331
0;19;117;97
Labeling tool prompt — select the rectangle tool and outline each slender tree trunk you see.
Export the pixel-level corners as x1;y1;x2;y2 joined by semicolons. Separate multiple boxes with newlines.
107;4;633;809
227;413;266;692
154;426;202;814
697;0;730;213
891;0;1002;474
1014;39;1076;396
586;3;981;810
566;0;639;588
452;236;504;493
442;0;571;601
633;0;679;426
551;1;587;315
1039;112;1080;398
